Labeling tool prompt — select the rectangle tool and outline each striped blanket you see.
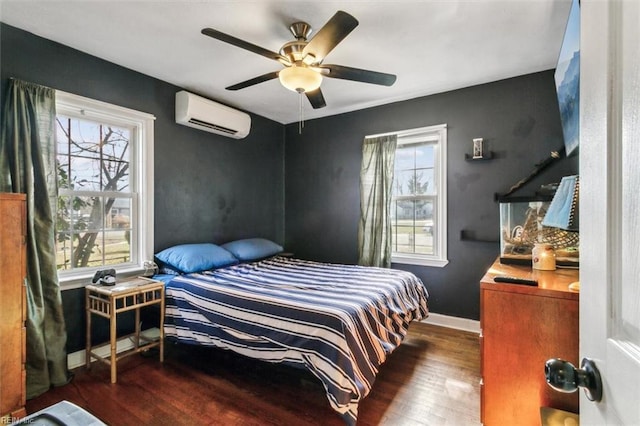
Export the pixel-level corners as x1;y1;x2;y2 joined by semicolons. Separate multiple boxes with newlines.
164;256;429;424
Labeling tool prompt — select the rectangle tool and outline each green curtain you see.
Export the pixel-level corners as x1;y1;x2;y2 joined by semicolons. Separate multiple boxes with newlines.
357;134;397;267
0;78;70;398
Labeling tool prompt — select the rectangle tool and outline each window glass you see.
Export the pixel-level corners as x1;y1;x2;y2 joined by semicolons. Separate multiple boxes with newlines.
389;124;448;267
54;91;154;283
55;115;133;271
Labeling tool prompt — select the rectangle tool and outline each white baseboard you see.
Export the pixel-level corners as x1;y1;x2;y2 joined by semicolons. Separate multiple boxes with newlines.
68;328;161;370
422;312;480;334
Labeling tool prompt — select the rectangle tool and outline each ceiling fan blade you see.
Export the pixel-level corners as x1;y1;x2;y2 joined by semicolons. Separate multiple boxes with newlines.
302;11;358;63
202;28;290;65
225;71;280;91
318;64;397;86
305;88;326;109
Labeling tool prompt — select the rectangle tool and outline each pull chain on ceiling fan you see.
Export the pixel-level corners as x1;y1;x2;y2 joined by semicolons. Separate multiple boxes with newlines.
201;10;397;117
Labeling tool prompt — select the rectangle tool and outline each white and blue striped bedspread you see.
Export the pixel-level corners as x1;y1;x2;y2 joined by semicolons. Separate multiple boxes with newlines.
164;256;429;424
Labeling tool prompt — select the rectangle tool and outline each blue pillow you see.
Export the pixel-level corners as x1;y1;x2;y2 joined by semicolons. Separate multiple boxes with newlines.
221;238;283;262
155;243;238;273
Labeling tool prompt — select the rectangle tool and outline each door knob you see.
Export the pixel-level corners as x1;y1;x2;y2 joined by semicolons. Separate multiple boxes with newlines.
545;357;603;402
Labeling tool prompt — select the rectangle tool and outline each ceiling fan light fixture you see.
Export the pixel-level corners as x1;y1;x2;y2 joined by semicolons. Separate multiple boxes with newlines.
279;66;322;93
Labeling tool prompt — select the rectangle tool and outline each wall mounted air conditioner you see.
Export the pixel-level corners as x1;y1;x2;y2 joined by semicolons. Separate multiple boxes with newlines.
175;90;251;139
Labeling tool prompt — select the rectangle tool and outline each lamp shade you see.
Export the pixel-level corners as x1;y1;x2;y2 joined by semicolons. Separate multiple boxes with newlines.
542;175;579;231
279;66;322;93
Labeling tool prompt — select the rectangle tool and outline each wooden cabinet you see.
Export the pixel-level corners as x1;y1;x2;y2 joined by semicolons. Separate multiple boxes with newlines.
480;258;579;426
0;193;27;422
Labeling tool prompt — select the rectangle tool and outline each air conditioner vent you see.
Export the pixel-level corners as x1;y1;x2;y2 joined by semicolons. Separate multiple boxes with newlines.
187;118;237;135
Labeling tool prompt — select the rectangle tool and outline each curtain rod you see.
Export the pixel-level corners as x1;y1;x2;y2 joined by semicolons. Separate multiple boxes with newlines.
365;130;399;139
8;77;54;90
365;123;447;140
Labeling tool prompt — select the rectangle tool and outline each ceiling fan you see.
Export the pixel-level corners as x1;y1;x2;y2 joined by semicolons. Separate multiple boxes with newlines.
201;10;397;109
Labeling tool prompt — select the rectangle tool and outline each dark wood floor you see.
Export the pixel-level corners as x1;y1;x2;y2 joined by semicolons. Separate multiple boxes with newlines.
27;322;480;425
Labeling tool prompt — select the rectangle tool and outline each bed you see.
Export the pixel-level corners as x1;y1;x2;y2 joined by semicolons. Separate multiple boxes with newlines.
157;242;428;424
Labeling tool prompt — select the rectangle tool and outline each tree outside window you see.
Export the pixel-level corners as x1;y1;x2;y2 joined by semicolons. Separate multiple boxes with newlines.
55;115;134;270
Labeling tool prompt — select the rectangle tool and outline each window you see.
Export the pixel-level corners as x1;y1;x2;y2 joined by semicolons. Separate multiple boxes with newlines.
55;91;155;286
391;124;448;267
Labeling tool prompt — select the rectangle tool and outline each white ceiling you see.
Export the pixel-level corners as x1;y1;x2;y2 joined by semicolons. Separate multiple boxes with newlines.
0;0;571;124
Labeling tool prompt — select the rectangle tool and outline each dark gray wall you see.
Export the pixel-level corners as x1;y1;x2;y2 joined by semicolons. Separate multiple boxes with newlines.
1;22;578;350
284;71;578;320
1;23;285;352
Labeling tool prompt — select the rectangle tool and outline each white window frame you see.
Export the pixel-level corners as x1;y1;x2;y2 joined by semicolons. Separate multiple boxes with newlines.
373;124;448;268
55;91;155;288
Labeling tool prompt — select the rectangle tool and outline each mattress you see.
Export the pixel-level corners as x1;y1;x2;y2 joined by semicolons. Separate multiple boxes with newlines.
164;256;428;424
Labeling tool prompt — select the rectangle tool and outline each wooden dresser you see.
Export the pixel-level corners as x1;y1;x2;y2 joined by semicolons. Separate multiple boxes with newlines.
480;258;579;426
0;193;27;422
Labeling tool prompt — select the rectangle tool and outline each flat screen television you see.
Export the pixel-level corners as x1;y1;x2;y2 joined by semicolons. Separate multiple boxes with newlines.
554;0;580;156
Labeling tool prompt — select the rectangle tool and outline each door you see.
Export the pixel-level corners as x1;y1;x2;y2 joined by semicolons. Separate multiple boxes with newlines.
580;0;640;424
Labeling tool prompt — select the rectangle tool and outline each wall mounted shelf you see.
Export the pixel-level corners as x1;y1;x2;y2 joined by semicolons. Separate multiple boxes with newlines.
460;229;499;243
494;147;564;199
465;152;494;161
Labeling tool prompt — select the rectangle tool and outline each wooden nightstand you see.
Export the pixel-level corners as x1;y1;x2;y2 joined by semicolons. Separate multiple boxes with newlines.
85;277;165;383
